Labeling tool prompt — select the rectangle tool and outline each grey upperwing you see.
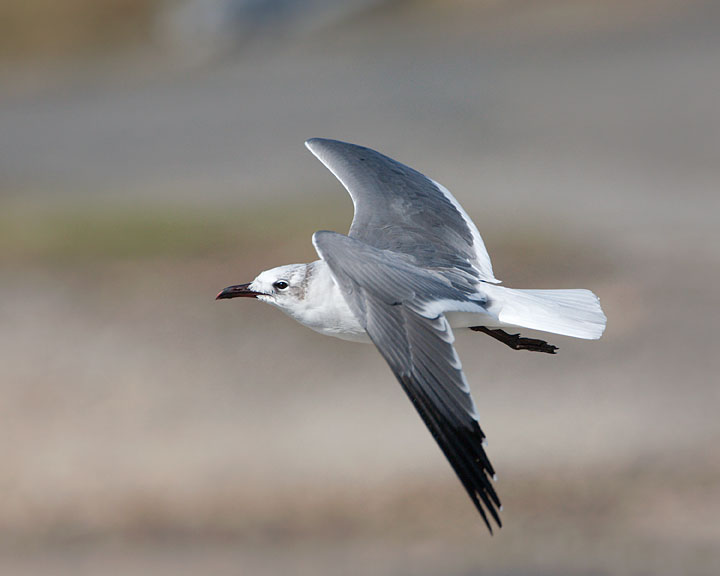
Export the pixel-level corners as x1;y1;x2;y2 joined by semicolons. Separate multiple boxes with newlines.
305;138;499;287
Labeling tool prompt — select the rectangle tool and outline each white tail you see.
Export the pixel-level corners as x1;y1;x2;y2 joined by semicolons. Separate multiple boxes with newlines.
481;285;607;340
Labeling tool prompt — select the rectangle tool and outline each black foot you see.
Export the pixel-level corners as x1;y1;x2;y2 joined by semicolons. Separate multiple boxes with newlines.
470;326;558;354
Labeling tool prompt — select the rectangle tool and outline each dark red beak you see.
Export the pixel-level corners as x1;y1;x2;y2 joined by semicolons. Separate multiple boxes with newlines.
216;283;261;300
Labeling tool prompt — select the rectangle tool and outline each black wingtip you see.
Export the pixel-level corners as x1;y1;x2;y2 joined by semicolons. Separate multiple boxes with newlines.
400;374;502;534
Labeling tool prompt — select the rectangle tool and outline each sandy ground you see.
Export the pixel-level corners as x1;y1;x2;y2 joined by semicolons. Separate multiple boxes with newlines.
1;1;719;574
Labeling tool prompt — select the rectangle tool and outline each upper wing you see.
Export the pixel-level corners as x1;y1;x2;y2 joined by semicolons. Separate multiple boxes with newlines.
305;138;500;284
313;230;502;532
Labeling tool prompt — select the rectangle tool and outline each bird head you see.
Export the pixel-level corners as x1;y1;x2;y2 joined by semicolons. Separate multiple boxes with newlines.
216;263;310;312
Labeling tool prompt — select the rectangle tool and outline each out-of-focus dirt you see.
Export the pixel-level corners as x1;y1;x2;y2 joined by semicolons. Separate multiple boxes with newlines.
1;1;719;575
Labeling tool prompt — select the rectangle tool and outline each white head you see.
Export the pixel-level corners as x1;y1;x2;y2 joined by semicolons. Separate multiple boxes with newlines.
216;263;312;313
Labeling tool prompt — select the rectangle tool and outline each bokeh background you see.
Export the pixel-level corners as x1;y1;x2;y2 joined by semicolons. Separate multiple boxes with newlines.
1;1;719;574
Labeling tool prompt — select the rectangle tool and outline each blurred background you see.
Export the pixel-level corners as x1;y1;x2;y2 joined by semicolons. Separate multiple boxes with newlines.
1;1;719;574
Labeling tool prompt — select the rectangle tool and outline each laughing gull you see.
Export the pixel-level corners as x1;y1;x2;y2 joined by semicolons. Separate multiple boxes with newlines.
217;138;607;532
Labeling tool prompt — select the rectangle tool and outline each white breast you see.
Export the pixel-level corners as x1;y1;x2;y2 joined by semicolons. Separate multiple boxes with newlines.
286;260;370;342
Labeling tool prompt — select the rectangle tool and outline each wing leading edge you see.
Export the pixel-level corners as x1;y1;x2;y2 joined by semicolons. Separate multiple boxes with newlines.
306;138;499;285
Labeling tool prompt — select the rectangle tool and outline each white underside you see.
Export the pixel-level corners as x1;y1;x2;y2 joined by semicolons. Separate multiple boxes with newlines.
311;312;502;344
311;306;599;344
262;260;606;343
304;283;606;343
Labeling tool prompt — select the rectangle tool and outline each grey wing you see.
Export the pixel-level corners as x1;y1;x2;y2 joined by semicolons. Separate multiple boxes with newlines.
305;138;500;285
313;230;501;532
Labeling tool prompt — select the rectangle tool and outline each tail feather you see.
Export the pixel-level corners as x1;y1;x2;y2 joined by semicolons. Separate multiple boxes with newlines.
482;285;607;340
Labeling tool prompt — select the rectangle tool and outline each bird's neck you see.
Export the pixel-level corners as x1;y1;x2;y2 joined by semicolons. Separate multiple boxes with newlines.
286;260;366;340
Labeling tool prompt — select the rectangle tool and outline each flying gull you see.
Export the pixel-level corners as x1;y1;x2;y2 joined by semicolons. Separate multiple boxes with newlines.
217;138;607;532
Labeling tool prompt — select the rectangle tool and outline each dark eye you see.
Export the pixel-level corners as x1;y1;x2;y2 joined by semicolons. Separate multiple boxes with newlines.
273;280;289;291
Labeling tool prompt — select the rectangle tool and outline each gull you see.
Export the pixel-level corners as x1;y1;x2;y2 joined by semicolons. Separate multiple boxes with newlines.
217;138;607;532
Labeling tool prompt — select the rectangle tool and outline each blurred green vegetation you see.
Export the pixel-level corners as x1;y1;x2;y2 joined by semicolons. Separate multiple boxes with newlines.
0;197;350;263
0;195;610;287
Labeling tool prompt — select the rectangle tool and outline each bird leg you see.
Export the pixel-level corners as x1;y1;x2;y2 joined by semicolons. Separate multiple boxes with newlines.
470;326;558;354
